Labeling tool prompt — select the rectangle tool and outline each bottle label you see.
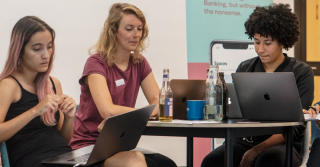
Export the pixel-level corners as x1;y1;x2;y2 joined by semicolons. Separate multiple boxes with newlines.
164;98;173;116
210;97;214;105
163;74;169;81
206;98;214;105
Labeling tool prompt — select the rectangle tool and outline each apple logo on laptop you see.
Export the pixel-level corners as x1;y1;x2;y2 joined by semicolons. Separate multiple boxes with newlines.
120;132;125;138
264;93;270;100
182;96;187;103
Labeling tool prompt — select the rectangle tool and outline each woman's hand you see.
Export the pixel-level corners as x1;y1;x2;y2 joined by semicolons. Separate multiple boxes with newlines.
32;95;61;116
303;104;319;117
98;119;106;133
239;147;261;167
303;104;320;128
58;94;77;118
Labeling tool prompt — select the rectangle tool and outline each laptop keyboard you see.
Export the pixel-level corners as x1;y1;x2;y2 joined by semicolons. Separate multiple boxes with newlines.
67;153;90;162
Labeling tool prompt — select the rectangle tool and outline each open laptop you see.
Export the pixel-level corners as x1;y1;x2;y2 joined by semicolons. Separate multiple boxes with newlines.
42;105;155;166
170;79;206;120
231;72;304;122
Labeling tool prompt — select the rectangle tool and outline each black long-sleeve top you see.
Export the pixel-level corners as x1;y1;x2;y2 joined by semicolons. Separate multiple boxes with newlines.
236;53;314;154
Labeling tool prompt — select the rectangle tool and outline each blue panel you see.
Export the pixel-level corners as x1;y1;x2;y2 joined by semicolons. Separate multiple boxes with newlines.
186;0;273;63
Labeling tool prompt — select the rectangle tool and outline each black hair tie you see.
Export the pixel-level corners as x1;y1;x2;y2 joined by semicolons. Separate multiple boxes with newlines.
309;106;316;111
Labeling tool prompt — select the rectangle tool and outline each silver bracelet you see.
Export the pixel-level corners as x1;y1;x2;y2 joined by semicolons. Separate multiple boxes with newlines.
243;136;253;143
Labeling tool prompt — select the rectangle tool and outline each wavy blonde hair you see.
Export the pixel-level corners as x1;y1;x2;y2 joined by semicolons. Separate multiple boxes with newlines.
90;3;149;66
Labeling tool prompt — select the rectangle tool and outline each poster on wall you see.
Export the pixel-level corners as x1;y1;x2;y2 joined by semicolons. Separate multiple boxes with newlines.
186;0;273;82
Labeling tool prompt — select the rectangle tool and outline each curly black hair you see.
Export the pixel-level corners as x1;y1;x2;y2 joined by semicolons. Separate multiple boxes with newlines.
244;3;299;50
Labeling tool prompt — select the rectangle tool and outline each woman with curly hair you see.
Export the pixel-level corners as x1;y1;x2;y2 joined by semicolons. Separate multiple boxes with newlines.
201;3;314;167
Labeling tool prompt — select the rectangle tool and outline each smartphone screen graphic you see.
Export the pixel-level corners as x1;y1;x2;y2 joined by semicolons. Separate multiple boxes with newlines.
210;41;257;82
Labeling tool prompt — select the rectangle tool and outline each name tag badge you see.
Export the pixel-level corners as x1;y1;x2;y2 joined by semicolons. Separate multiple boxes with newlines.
115;79;125;87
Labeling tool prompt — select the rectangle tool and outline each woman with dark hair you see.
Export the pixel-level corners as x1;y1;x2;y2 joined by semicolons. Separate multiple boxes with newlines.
0;16;147;167
201;3;314;167
69;3;177;167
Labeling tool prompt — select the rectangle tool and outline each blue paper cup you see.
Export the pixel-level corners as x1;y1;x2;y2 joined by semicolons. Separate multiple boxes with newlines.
187;100;204;120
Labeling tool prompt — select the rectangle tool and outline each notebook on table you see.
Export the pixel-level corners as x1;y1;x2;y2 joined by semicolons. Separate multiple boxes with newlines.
42;105;155;166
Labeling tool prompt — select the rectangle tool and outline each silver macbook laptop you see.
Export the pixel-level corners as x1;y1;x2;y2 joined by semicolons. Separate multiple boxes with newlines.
231;72;304;122
170;79;206;120
42;105;155;166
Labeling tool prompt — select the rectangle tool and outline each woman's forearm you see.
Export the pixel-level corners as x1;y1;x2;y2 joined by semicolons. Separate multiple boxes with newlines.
251;134;285;154
0;108;38;142
58;114;74;142
99;104;137;119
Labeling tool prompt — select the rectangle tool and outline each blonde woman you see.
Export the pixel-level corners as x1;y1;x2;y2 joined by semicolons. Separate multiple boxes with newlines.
69;3;176;167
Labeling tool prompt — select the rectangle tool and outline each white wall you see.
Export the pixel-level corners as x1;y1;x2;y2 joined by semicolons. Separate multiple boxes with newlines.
273;0;295;57
274;0;294;6
0;0;298;166
0;0;188;103
0;0;188;166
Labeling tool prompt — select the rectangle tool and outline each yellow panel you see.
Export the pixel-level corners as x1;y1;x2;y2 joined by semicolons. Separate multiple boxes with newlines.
307;0;320;145
307;0;320;62
314;76;320;105
308;1;320;105
318;1;320;58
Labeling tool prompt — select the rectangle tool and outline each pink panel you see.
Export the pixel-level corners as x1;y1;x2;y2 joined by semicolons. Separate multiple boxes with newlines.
188;63;210;80
193;137;212;167
188;62;211;167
